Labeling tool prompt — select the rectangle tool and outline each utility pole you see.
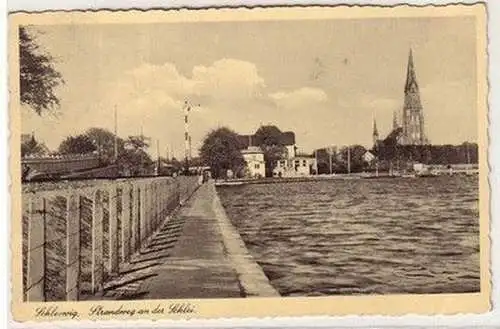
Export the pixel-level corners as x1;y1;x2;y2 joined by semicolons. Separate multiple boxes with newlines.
156;139;160;175
183;101;190;167
328;146;333;175
113;105;118;163
188;136;192;161
347;146;351;174
314;149;318;175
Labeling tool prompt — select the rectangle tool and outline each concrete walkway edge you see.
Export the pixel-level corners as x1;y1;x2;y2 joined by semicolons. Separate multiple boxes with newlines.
210;182;280;297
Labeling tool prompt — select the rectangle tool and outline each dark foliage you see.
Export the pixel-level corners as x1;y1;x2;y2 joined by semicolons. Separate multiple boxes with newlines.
199;127;245;179
118;135;154;176
58;135;96;155
254;125;287;177
19;26;64;114
374;141;478;166
85;127;125;165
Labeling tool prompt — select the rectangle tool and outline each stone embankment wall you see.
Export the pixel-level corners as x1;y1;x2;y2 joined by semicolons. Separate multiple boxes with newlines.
211;183;279;297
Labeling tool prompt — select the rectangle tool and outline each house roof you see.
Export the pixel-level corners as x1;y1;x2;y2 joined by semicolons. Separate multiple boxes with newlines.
241;146;263;154
237;131;296;148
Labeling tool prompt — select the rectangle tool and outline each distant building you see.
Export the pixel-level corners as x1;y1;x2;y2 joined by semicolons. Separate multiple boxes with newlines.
237;128;321;177
241;146;265;178
363;151;376;163
272;156;317;178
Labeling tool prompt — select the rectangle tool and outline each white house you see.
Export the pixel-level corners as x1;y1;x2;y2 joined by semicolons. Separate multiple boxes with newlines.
363;151;376;163
241;146;266;178
273;156;317;177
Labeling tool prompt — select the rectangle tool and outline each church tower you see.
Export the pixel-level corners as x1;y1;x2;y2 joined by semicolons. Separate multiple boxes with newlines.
400;49;427;145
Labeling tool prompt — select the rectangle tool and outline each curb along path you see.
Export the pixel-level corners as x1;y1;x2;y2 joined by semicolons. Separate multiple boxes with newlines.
99;181;278;299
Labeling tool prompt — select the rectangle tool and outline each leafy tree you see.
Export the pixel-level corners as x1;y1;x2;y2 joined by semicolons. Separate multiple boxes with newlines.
21;135;49;157
84;127;125;165
118;135;153;176
19;26;64;114
58;135;97;155
338;145;367;173
254;125;287;177
199;127;245;179
314;147;340;174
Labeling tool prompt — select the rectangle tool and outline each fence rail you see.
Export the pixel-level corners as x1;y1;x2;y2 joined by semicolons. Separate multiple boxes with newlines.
22;175;200;302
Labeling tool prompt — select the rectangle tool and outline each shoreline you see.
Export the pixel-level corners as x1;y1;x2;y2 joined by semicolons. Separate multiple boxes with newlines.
215;172;479;187
210;182;280;297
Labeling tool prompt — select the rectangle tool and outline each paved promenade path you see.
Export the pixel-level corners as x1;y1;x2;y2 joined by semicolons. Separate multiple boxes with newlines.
96;181;278;300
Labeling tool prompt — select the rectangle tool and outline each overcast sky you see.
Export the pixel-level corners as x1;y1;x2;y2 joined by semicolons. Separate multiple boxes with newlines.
21;15;478;156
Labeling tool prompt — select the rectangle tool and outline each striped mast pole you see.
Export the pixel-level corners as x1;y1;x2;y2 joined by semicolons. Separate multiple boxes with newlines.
183;100;200;174
183;100;190;173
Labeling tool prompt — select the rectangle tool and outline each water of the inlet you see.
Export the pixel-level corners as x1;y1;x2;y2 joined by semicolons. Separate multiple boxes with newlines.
217;175;479;296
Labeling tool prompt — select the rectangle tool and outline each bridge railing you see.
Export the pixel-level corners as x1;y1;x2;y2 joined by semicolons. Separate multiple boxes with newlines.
22;175;200;302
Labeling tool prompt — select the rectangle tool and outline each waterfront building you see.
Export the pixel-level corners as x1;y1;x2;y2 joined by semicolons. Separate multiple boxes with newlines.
241;146;266;178
272;156;317;177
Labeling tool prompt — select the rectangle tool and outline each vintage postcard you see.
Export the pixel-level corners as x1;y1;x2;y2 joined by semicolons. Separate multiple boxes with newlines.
9;4;490;322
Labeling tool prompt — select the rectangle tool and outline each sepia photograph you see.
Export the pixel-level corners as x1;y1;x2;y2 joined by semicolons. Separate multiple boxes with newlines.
9;4;489;321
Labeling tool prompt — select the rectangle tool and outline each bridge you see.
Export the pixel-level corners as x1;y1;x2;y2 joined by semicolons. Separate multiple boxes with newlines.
22;175;278;302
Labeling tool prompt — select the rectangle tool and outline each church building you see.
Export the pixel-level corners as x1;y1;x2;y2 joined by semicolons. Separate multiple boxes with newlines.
373;48;429;147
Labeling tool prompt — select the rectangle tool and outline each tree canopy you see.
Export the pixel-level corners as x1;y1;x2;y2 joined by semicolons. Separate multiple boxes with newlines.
58;135;97;155
19;26;64;115
118;135;154;176
85;127;125;165
56;128;154;176
199;127;245;179
254;125;287;177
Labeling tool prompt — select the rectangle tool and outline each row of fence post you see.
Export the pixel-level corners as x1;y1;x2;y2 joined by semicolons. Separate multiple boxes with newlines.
23;176;198;302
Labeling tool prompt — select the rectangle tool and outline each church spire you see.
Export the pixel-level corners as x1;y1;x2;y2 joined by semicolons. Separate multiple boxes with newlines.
405;48;419;93
401;48;427;145
372;117;379;146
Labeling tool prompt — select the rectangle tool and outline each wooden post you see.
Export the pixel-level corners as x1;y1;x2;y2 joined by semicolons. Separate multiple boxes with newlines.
150;184;155;231
66;194;80;301
159;182;164;220
139;185;147;245
154;184;159;228
121;185;131;262
160;182;165;220
27;196;46;302
108;186;119;275
131;186;140;252
146;184;152;236
91;190;104;294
